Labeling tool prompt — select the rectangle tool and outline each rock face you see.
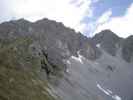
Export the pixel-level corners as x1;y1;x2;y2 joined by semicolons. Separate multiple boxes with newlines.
92;30;122;56
0;18;101;73
122;36;133;62
0;18;133;100
92;30;133;63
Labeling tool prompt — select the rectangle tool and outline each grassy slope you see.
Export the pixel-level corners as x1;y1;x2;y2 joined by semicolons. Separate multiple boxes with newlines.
0;37;56;100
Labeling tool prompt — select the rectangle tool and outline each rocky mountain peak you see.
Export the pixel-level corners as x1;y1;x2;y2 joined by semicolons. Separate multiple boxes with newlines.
92;29;121;56
92;29;120;43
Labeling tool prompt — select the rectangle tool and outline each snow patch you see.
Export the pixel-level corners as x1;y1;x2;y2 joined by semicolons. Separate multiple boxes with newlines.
107;89;113;94
71;56;83;64
112;95;122;100
96;43;101;48
97;83;122;100
71;51;84;64
97;83;111;96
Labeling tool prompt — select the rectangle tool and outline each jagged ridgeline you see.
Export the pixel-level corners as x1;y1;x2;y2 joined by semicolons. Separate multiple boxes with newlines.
0;18;101;77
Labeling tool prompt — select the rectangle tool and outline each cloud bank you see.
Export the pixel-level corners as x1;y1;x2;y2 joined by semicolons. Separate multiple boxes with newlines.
0;0;133;38
0;0;94;33
95;3;133;38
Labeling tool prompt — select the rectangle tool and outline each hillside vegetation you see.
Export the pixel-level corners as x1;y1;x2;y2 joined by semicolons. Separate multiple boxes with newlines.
0;37;56;100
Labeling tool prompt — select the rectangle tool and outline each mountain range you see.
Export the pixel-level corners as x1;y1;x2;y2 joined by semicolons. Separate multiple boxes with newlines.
0;18;133;100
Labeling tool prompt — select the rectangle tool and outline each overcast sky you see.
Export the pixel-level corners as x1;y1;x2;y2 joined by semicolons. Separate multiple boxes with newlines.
0;0;133;37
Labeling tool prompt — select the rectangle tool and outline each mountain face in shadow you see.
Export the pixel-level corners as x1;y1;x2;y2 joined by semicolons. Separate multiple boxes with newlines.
122;36;133;62
92;29;133;63
0;18;102;71
92;30;122;56
0;18;133;100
